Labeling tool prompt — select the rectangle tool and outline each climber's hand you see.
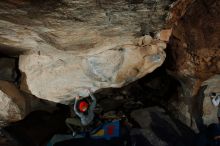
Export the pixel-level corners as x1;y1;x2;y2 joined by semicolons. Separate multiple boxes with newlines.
87;88;92;94
75;96;80;100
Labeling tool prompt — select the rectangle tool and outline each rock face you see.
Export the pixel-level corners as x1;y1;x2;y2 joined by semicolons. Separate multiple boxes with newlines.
167;75;220;132
202;75;220;125
0;80;56;123
130;107;195;146
167;86;205;132
162;0;220;130
19;38;166;103
0;0;172;55
0;0;174;103
167;0;220;97
0;81;26;122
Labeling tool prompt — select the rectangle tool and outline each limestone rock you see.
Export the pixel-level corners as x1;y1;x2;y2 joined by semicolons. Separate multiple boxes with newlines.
202;74;220;125
0;0;172;55
131;107;195;146
0;81;26;122
19;39;166;103
0;0;175;103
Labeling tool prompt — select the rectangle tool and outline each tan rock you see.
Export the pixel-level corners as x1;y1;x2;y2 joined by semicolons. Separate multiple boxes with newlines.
0;0;173;103
142;35;153;45
202;75;220;125
0;81;56;122
0;81;26;122
19;40;166;104
0;0;172;55
202;75;220;94
156;29;172;42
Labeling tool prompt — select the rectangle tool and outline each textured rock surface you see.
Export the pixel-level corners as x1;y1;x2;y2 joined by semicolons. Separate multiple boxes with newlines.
167;0;193;26
162;0;220;130
167;86;206;132
131;107;195;146
167;75;220;131
0;81;26;122
0;0;175;103
202;75;220;125
19;38;166;103
0;80;56;122
0;0;172;55
167;0;220;97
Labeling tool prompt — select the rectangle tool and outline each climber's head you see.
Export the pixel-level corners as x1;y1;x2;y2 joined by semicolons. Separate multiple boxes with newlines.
78;100;89;113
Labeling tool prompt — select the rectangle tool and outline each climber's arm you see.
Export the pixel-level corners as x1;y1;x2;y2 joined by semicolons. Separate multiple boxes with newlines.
74;96;84;117
89;91;96;110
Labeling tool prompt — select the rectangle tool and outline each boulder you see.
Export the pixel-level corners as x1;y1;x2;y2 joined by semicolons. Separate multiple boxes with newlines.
202;74;220;125
130;107;195;146
19;38;166;103
0;0;176;103
0;80;57;123
0;81;26;122
162;0;220;130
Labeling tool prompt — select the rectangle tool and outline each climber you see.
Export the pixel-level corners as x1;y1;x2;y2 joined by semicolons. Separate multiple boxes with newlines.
65;90;97;136
210;92;220;122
